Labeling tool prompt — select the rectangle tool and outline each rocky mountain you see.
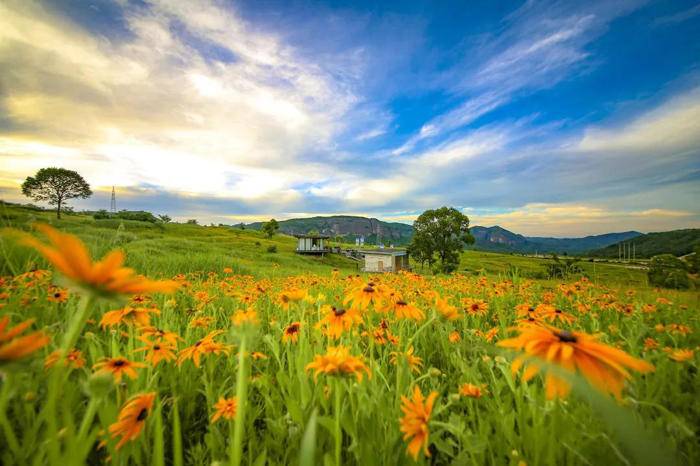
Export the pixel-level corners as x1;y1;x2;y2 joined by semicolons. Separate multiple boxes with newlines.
247;215;414;245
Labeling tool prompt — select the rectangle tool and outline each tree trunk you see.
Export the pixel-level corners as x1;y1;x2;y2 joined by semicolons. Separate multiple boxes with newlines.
56;198;62;219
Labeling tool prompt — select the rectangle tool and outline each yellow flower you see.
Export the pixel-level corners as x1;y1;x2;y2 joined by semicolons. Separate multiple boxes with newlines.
399;386;438;460
305;346;371;382
177;331;232;367
23;224;178;296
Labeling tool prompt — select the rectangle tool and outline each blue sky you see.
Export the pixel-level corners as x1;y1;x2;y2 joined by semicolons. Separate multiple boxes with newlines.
1;0;699;235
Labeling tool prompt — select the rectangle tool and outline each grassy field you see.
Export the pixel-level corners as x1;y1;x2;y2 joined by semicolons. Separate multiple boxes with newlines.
0;204;698;465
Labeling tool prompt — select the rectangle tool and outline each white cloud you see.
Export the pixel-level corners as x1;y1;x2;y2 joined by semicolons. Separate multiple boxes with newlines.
577;87;700;154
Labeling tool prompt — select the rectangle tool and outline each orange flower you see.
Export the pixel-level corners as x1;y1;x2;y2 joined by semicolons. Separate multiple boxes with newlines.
190;316;215;328
343;282;381;310
139;326;181;345
108;392;156;449
315;306;362;339
134;338;176;366
498;325;654;399
643;338;658;351
44;348;85;370
231;308;259;327
211;397;238;423
177;331;232;367
448;331;461;343
390;346;423;373
305;345;370;382
23;224;178;296
100;306;160;329
93;357;146;382
435;295;460;320
275;288;307;310
464;298;489;316
47;287;69;303
537;304;577;325
392;300;425;321
668;349;694;362
459;383;485;398
282;322;302;343
399;386;438;460
0;316;50;364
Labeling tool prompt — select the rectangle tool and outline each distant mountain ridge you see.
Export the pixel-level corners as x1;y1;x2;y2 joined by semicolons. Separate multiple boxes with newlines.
469;226;642;254
588;229;700;258
246;215;644;253
246;215;414;245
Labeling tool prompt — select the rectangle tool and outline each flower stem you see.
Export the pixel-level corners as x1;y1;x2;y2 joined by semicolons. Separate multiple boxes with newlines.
334;379;343;466
231;334;248;466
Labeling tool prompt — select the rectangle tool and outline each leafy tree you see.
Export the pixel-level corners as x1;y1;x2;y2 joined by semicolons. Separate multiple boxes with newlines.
21;167;92;218
648;254;690;289
158;214;172;223
409;207;474;273
186;219;198;225
262;219;280;238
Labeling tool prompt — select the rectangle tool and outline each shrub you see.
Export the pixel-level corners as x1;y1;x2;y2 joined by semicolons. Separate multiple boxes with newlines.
93;209;110;220
543;255;583;280
266;245;278;253
648;254;690;289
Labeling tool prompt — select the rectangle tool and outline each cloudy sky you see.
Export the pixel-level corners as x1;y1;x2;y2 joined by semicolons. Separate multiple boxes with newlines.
1;0;699;236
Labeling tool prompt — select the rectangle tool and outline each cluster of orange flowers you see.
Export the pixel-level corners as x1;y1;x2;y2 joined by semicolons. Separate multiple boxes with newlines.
1;224;695;459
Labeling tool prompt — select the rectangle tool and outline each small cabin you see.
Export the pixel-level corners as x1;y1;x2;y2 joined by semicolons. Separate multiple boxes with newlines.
295;234;330;255
360;249;409;273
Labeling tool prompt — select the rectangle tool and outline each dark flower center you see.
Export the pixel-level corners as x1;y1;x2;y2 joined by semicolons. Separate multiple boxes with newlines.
396;300;407;306
153;345;161;350
113;360;126;367
287;325;299;334
363;286;375;293
555;309;562;314
54;292;62;298
136;408;148;422
555;331;578;343
332;307;346;317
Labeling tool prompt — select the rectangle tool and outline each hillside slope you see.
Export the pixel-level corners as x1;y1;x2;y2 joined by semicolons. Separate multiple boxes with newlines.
0;203;356;277
247;215;413;245
588;229;700;258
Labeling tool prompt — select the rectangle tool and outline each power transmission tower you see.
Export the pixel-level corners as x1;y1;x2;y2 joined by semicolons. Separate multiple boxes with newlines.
110;186;117;214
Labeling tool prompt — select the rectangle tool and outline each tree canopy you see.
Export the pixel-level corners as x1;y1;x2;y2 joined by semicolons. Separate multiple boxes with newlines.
262;219;280;238
21;167;92;218
408;206;474;273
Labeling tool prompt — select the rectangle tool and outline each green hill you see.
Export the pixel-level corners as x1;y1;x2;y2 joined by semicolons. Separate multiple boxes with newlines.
588;229;700;258
0;202;357;277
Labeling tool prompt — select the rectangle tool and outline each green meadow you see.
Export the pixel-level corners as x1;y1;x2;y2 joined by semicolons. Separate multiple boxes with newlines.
0;203;698;466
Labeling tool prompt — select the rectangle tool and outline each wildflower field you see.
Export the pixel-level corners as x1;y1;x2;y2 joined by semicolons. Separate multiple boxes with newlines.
0;209;698;465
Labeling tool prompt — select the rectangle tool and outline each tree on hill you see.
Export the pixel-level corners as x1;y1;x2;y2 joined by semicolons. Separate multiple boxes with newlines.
409;207;475;273
158;214;172;223
262;219;280;238
21;167;92;218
